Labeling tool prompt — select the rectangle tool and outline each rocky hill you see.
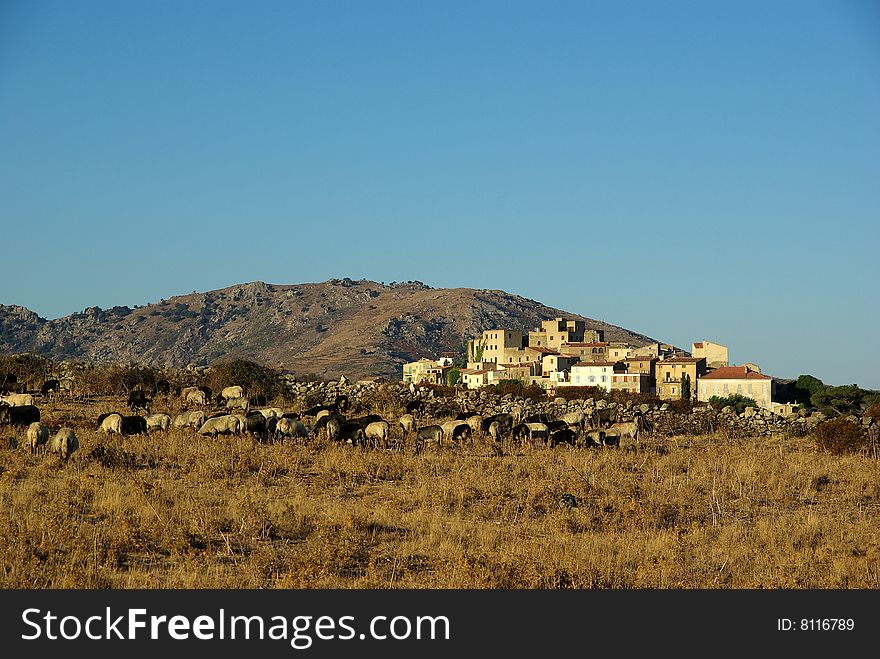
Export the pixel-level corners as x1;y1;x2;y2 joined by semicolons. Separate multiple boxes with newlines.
0;279;659;380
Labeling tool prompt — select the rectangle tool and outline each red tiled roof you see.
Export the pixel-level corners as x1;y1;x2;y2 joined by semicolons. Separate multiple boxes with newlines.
693;342;704;348
625;355;658;361
701;366;770;380
572;361;617;368
660;357;705;364
526;346;559;354
563;342;608;348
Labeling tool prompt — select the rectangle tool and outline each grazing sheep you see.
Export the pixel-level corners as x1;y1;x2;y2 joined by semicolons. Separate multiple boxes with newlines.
481;413;513;434
606;417;641;445
49;427;79;462
325;416;343;442
0;404;40;426
398;414;415;435
257;408;284;420
99;413;123;435
561;411;585;432
465;414;483;437
120;415;148;435
550;428;578;447
221;385;244;400
275;417;308;442
26;422;49;454
441;420;471;444
365;420;390;449
415;425;444;451
198;415;241;437
315;409;331;424
525;422;549;443
185;389;208;406
336;422;366;446
225;397;250;413
173;410;206;429
487;420;505;442
145;413;172;433
0;393;34;407
584;428;605;447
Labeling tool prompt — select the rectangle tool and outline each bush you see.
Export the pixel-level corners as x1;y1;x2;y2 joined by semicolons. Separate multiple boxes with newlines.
709;394;758;415
666;399;694;415
206;360;285;401
865;403;880;423
814;418;867;456
484;380;545;401
553;386;604;401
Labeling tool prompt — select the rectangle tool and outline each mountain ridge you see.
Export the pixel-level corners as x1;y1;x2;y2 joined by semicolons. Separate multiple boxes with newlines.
0;278;660;380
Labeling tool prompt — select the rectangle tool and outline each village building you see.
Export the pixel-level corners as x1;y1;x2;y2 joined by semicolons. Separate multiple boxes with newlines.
488;361;540;385
568;361;625;392
624;355;658;392
461;368;490;390
542;354;579;377
656;356;707;400
611;372;652;394
402;357;455;386
697;365;776;410
468;329;527;366
558;342;609;363
607;342;634;361
630;342;676;359
692;340;729;369
527;318;603;350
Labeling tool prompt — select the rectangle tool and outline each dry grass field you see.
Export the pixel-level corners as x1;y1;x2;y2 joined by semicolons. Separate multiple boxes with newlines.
1;395;879;589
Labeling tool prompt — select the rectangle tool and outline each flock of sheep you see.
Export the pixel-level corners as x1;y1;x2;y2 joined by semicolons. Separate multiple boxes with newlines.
2;383;644;464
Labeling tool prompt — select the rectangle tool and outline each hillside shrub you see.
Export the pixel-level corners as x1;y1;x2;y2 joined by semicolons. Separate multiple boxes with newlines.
709;394;758;415
666;399;694;415
485;380;545;401
206;360;284;400
0;353;54;389
813;418;867;456
553;386;603;401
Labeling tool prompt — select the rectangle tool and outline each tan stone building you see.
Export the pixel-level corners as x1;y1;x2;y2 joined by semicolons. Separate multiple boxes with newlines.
559;342;609;363
461;368;490;390
656;356;707;400
541;354;579;377
528;318;603;350
692;340;729;369
630;342;676;359
607;342;634;362
612;372;652;394
624;355;658;392
402;358;455;386
468;328;527;366
697;365;775;410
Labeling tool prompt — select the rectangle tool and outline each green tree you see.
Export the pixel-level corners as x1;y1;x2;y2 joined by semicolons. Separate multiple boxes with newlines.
446;368;461;387
810;385;864;418
791;374;826;407
680;373;691;401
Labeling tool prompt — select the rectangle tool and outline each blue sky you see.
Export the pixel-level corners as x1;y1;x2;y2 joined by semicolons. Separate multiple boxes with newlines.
1;1;878;388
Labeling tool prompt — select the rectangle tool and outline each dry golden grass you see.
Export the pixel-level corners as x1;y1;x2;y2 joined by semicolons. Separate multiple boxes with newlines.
1;396;879;588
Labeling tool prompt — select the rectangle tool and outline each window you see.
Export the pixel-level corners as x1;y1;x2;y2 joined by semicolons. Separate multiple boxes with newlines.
672;387;677;394
723;384;729;393
589;376;596;383
737;384;742;394
747;384;752;393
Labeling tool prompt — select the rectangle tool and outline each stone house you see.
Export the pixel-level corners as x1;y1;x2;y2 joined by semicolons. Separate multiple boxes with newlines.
692;340;729;369
656;356;707;400
569;361;625;392
697;365;775;410
611;372;652;394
